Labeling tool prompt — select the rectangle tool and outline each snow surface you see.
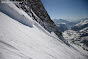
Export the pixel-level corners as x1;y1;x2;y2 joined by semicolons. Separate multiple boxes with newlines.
0;1;88;59
0;1;33;27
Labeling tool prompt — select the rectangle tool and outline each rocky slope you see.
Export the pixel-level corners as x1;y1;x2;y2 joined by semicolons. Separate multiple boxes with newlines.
0;0;88;59
14;0;62;39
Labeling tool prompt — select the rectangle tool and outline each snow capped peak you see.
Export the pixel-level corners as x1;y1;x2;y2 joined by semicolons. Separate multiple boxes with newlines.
75;20;88;27
71;20;88;31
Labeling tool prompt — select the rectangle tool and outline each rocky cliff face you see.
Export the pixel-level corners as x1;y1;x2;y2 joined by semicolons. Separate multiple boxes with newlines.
14;0;62;38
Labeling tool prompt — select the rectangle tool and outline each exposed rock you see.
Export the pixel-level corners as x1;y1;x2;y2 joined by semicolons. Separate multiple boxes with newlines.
14;0;62;39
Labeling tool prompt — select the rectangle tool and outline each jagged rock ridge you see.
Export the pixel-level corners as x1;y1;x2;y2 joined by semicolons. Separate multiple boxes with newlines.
14;0;62;38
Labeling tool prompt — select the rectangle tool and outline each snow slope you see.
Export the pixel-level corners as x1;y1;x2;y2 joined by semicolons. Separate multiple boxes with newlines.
0;1;33;27
0;1;88;59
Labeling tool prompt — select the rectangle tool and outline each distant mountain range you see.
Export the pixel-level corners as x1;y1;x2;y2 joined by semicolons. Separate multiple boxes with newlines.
53;19;69;24
53;18;88;32
63;19;88;51
53;19;78;32
71;20;88;31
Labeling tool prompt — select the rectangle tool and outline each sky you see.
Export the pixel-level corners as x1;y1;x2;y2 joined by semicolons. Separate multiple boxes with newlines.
41;0;88;21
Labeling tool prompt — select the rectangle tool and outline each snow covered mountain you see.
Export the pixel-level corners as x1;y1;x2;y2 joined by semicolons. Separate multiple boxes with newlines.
53;18;88;32
53;19;77;32
0;0;88;59
14;0;62;39
71;20;88;31
53;19;69;24
63;20;88;51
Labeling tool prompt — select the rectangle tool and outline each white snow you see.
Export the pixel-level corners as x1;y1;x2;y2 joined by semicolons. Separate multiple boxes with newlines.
63;30;80;41
0;1;88;59
0;1;33;27
75;20;88;27
79;27;88;32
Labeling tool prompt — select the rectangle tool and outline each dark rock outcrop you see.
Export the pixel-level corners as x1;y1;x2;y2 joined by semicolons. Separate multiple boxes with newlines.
14;0;62;39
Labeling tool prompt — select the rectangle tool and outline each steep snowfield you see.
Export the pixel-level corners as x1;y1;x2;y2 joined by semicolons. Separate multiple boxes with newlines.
0;1;88;59
0;1;33;27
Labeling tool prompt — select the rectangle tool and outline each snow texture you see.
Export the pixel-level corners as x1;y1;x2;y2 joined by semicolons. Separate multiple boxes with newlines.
0;1;88;59
0;1;33;27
